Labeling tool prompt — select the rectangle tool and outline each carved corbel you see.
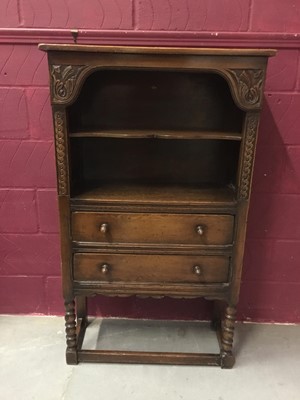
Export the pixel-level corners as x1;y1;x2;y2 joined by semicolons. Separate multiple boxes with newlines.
225;69;265;110
50;65;88;104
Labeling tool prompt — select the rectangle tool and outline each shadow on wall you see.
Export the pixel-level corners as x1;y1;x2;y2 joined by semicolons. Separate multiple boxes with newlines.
89;295;213;321
240;94;300;322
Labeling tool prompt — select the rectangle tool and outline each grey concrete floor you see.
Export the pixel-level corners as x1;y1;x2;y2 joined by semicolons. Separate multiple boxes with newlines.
0;316;299;400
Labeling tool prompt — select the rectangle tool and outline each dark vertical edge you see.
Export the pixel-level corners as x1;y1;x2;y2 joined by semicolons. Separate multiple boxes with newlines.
76;295;88;322
76;317;88;351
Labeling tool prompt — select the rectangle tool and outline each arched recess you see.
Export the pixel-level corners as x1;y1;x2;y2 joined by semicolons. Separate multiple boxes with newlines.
53;67;252;135
50;64;265;113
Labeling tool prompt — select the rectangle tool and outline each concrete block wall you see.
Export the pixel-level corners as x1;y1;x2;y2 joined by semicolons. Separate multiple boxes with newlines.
0;0;300;322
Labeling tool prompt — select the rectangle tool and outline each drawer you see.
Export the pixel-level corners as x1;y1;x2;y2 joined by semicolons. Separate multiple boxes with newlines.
72;212;234;246
73;253;230;284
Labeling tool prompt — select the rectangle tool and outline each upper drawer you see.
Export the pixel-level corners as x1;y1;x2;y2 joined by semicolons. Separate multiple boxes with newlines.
72;212;234;246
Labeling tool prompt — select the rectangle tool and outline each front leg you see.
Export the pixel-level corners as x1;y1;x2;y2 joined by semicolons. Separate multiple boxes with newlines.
220;305;236;369
65;299;78;365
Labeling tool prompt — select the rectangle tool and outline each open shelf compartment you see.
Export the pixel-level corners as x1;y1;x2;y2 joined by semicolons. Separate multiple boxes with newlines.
70;137;240;206
68;69;244;136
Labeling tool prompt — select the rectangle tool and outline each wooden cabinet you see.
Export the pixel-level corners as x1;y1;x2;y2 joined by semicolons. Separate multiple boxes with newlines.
39;44;275;368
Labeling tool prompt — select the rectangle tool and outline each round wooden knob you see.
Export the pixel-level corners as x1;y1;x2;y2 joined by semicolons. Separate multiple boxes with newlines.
193;265;202;275
196;225;204;235
100;223;108;233
100;264;109;274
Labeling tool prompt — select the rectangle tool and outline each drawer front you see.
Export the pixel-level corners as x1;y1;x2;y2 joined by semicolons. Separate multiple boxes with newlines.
73;253;230;284
72;212;234;245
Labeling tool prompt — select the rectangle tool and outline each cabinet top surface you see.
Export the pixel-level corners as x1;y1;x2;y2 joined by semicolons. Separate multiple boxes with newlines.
38;44;276;57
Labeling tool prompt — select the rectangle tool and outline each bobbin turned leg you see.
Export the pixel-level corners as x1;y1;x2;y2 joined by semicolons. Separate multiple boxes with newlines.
65;299;78;365
220;305;236;369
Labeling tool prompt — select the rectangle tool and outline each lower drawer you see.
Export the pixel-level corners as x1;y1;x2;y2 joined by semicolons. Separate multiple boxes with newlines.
73;253;230;284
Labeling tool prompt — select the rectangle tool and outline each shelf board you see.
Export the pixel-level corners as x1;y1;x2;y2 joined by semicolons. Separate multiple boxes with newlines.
71;183;237;207
69;130;242;141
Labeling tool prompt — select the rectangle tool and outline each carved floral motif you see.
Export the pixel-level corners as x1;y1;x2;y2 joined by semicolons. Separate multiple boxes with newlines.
239;114;259;199
227;69;264;108
51;65;87;103
54;111;68;195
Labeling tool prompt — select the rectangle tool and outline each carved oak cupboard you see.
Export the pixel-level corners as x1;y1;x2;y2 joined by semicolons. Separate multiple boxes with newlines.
39;44;275;368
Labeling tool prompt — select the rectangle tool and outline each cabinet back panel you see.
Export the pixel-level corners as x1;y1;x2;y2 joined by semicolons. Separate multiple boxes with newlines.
70;138;240;194
68;70;244;133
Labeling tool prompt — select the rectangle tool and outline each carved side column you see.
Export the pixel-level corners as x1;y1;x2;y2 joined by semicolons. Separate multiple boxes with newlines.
239;113;260;200
54;111;68;195
220;306;237;369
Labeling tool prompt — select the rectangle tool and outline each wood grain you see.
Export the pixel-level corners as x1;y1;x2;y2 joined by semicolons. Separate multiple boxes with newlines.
39;44;276;57
72;211;234;245
78;350;221;366
69;129;242;141
73;253;230;284
71;183;237;207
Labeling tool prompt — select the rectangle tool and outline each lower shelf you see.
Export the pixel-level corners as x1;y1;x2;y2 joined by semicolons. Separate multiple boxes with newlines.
71;183;237;208
74;318;230;367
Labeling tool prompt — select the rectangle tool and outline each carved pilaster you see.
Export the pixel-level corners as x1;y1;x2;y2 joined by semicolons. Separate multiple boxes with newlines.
226;69;264;110
239;113;259;200
51;65;87;104
54;111;68;195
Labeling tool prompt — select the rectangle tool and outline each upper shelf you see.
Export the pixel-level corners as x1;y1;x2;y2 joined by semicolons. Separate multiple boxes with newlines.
68;70;245;134
69;129;242;141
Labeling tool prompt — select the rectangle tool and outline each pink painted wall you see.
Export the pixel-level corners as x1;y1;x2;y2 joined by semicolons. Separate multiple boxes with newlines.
0;0;300;323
